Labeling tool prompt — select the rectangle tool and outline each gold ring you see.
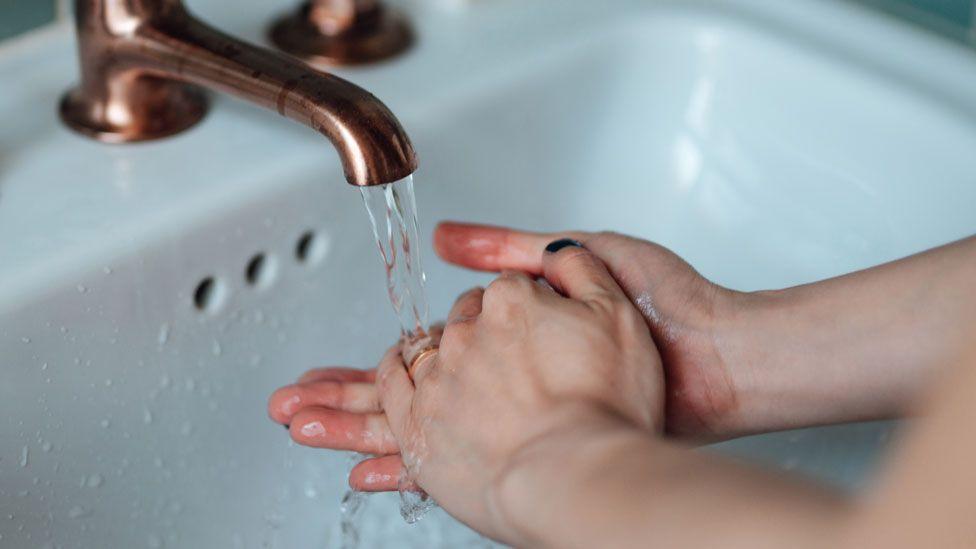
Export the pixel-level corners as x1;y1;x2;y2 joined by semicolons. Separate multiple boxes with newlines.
407;346;439;381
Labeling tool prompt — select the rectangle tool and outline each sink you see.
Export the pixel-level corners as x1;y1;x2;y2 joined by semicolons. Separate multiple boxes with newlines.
3;0;976;546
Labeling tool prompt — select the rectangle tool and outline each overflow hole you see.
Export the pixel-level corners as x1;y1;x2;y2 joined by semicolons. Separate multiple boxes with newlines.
245;253;277;288
246;254;266;285
193;277;225;313
295;230;324;264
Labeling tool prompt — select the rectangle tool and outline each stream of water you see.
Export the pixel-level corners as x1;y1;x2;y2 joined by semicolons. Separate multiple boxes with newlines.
361;175;430;340
335;175;435;548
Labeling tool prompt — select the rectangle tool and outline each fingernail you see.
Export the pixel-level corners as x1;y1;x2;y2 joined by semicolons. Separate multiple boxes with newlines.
544;238;584;254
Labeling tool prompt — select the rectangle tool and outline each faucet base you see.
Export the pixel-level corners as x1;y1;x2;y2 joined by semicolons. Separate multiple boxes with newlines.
268;3;412;66
59;79;209;144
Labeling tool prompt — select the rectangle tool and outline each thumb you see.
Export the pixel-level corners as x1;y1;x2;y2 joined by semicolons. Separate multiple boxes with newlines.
540;239;628;304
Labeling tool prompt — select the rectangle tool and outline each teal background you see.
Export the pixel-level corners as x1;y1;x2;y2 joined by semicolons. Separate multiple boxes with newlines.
0;0;975;42
1;0;56;41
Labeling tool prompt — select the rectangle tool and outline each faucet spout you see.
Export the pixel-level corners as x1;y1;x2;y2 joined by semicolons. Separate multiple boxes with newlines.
60;0;417;186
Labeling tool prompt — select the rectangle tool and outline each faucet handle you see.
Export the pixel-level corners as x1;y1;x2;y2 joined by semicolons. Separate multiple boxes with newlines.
269;0;413;66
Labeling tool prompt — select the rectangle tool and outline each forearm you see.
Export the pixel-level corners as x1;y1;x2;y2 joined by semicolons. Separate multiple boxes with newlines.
493;413;849;549
719;235;976;436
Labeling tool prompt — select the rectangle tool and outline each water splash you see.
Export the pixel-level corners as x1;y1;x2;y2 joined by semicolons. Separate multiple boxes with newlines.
338;489;366;549
337;453;369;549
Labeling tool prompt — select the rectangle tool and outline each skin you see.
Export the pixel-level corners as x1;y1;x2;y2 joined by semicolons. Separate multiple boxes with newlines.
268;222;976;547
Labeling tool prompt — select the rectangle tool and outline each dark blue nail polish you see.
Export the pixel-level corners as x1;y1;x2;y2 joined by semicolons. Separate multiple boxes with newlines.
545;238;584;254
283;424;290;430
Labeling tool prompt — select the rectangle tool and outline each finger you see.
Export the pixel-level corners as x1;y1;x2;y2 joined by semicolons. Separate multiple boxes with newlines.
377;344;415;439
349;455;403;492
289;407;398;454
297;367;375;384
447;287;485;324
401;323;443;370
434;222;586;275
267;380;379;424
542;240;627;303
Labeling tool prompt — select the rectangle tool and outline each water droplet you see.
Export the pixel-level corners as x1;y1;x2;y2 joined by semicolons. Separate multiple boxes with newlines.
41;442;52;453
157;324;170;346
185;378;196;392
104;379;113;387
143;408;153;425
159;375;170;389
76;284;88;294
211;340;222;356
68;505;88;519
100;419;111;429
86;474;103;488
20;337;30;344
148;534;163;548
41;363;48;371
179;422;193;436
103;266;113;275
20;446;29;468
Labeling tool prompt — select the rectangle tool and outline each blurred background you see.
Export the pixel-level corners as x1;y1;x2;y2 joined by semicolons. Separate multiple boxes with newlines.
5;0;976;43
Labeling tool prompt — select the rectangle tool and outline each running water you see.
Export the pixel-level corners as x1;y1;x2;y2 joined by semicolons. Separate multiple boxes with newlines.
360;175;430;340
344;175;435;541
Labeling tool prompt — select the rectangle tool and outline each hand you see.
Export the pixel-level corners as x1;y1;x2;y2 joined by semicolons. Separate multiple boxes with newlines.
433;222;740;438
373;241;663;543
267;243;664;496
266;224;735;495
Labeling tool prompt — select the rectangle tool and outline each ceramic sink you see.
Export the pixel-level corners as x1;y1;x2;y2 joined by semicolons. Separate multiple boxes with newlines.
2;0;976;546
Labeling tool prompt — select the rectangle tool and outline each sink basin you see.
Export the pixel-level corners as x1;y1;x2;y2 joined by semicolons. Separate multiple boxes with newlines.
3;0;976;546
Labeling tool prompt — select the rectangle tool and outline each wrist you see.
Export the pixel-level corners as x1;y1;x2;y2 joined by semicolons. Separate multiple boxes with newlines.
488;405;643;547
717;282;895;436
705;287;800;438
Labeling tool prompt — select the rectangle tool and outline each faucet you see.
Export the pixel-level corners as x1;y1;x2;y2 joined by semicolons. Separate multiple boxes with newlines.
269;0;412;66
60;0;417;187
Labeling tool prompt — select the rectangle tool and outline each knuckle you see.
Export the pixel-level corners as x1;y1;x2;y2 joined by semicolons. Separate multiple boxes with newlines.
484;275;533;305
553;247;602;277
439;320;469;350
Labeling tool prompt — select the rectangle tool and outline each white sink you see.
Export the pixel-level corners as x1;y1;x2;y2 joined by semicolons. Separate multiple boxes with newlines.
3;0;976;547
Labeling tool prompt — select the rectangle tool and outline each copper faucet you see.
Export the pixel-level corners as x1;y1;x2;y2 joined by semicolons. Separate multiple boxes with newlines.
60;0;417;186
269;0;412;66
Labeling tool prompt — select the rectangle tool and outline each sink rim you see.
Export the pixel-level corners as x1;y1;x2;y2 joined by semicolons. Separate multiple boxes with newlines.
1;0;976;317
